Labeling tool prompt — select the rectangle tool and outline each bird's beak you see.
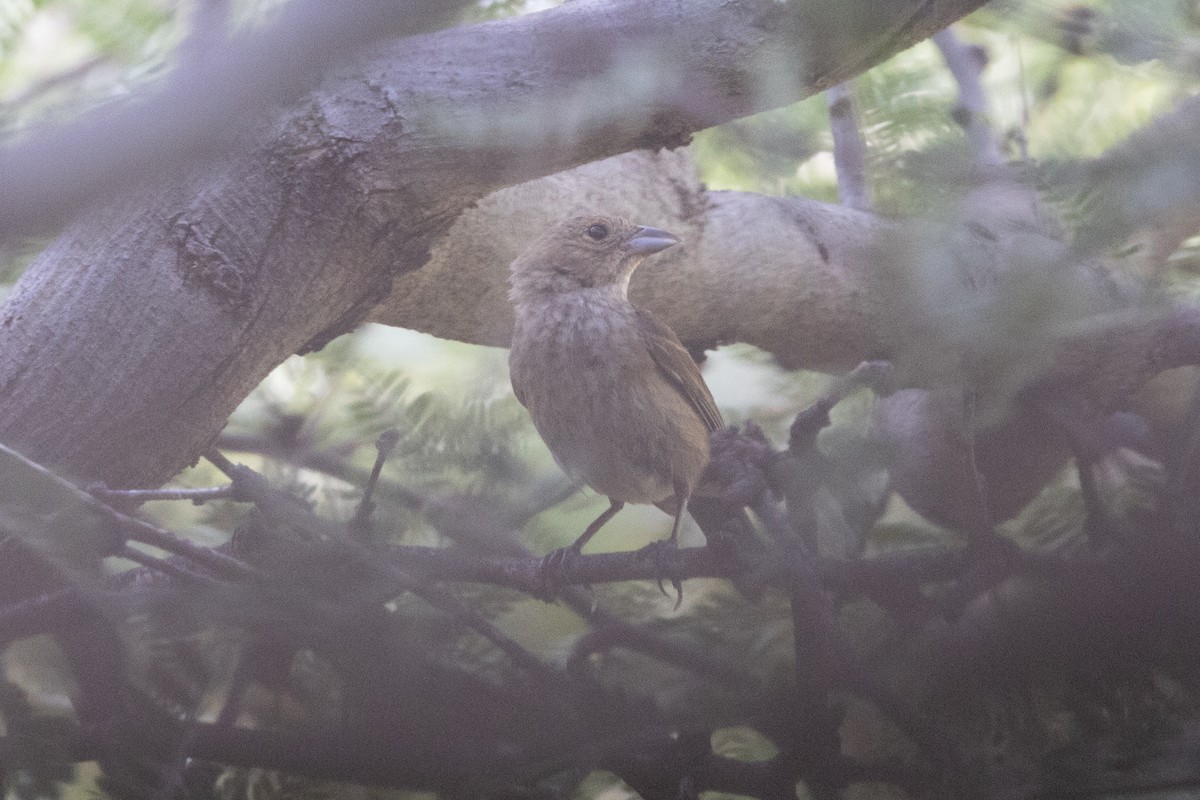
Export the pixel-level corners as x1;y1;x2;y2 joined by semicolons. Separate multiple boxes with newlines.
627;225;681;255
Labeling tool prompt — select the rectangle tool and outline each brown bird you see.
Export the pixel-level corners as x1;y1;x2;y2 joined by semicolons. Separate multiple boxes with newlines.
508;215;722;566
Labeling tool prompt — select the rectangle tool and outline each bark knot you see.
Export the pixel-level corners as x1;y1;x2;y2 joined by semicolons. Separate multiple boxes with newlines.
170;215;249;306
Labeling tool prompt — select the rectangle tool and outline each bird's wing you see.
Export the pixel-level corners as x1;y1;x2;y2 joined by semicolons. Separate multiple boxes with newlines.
511;370;528;408
636;308;723;433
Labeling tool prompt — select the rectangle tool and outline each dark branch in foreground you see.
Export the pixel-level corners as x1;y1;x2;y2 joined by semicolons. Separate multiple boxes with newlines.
4;402;1200;800
379;540;968;598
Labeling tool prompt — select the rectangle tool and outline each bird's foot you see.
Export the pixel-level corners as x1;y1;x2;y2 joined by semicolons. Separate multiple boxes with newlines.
535;545;582;601
636;539;684;610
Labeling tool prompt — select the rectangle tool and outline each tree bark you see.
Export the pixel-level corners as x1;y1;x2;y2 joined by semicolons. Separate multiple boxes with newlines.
369;97;1200;529
368;146;894;370
0;0;988;488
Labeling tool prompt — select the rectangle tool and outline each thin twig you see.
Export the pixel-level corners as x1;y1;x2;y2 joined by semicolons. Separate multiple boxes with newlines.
356;555;563;684
117;544;223;585
350;429;400;537
410;580;562;684
826;81;872;211
100;503;263;583
211;449;561;684
789;360;894;450
0;442;263;583
933;27;1004;168
412;490;772;686
90;484;236;505
567;613;756;687
213;434;425;509
202;448;242;481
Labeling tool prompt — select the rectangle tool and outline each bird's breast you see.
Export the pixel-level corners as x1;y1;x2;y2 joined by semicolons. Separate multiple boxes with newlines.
509;294;710;504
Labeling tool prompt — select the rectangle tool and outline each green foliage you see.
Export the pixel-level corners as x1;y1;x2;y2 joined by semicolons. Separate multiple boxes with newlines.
217;328;553;546
463;0;548;23
346;372;535;493
214;769;421;800
52;0;174;63
710;725;779;761
0;0;181;138
692;104;831;200
694;0;1192;219
0;0;34;63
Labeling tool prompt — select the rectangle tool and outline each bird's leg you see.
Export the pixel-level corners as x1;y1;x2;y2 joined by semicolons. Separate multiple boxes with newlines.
572;498;625;554
668;492;689;546
639;481;690;608
537;499;624;598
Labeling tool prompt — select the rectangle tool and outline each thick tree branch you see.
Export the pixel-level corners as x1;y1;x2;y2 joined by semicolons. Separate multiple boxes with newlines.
378;541;966;598
0;0;989;488
369;147;894;369
0;0;467;242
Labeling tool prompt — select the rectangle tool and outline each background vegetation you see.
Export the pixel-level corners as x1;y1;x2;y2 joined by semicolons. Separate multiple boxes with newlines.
3;0;1200;798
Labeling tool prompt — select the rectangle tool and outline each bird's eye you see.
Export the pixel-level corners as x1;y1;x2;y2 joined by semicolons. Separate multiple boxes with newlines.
585;223;609;241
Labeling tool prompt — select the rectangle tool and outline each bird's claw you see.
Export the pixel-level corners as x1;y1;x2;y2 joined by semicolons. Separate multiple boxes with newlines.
637;539;684;609
536;546;581;601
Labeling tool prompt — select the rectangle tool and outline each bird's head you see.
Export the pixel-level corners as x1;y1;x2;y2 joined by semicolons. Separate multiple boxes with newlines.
508;215;680;301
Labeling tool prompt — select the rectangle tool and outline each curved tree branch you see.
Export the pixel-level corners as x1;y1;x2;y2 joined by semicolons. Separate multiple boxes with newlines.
368;146;894;369
0;0;988;489
0;0;467;242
